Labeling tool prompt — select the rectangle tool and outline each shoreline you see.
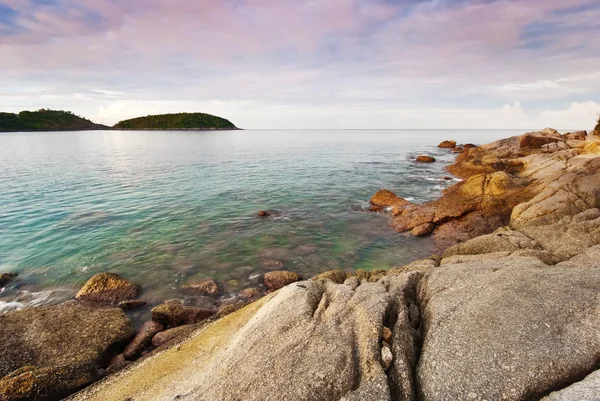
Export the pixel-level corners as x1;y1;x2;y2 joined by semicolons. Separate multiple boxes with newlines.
3;127;600;400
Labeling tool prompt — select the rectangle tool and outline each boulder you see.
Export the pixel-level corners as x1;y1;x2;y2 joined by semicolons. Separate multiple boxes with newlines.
369;189;410;212
123;321;165;359
0;302;134;401
563;131;586;141
311;269;348;284
437;140;456;148
0;273;17;287
181;279;220;297
76;273;140;304
151;303;214;327
151;324;202;348
417;256;600;400
263;270;300;290
69;274;423;401
416;155;436;163
519;131;562;149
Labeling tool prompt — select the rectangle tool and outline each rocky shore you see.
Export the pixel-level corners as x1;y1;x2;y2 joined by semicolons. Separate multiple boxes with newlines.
2;127;600;400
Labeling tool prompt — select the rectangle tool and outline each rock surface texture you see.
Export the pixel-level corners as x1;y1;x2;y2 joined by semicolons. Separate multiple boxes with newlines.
0;302;134;401
68;128;600;401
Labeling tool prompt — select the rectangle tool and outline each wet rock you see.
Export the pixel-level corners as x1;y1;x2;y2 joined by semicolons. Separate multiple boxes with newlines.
257;210;270;217
238;287;262;300
181;279;220;297
437;140;456;148
410;223;435;237
151;303;214;327
416;155;436;163
311;269;348;284
151;324;202;348
0;273;17;287
418;256;600;400
369;189;410;212
0;302;134;401
263;270;301;290
117;299;147;310
443;176;453;180
123;321;165;360
76;273;140;304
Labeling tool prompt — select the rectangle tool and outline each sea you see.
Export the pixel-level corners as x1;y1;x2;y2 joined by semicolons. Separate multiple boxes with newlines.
0;129;525;317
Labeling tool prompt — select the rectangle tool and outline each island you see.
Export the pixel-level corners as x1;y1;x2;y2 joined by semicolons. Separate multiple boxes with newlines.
0;109;109;132
113;112;239;130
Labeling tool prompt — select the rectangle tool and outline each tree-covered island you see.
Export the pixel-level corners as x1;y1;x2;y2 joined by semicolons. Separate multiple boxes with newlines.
113;112;239;130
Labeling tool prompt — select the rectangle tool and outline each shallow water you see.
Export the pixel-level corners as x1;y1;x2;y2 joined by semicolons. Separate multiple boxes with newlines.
0;129;523;313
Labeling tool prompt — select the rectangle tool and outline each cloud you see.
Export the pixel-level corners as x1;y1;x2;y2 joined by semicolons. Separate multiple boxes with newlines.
0;0;599;128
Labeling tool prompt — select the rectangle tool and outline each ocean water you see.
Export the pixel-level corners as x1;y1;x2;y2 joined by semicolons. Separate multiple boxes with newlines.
0;129;522;313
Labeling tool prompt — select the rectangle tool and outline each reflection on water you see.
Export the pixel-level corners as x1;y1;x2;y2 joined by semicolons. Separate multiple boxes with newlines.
0;129;521;312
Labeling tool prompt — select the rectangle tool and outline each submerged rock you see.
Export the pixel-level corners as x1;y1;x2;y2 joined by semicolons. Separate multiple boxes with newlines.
263;270;300;290
181;279;220;297
76;273;140;304
0;302;134;401
257;210;270;217
238;287;262;300
0;273;17;287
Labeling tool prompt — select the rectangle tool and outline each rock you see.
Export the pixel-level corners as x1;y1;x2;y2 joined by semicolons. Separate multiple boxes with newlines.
0;302;134;401
438;140;456;148
70;274;423;401
238;287;262;300
417;256;600;400
563;131;586;141
410;223;435;237
311;269;348;284
0;273;17;287
216;301;249;318
443;176;453;180
382;326;392;343
181;279;220;297
117;299;147;309
542;370;600;400
263;270;300;290
151;324;202;348
123;321;165;359
106;354;129;375
76;273;140;304
369;189;410;212
381;342;393;371
451;147;463;153
463;143;477;149
151;303;214;327
416;155;436;163
257;210;270;217
519;131;562;149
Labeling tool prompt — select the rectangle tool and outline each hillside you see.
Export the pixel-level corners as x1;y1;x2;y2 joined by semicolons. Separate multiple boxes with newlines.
0;110;108;132
113;112;238;130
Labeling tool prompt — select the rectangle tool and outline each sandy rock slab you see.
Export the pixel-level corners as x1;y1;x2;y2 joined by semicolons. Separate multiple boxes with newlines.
0;302;134;401
68;273;423;401
417;255;600;401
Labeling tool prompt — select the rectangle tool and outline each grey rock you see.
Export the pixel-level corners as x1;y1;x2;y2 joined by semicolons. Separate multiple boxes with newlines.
542;370;600;400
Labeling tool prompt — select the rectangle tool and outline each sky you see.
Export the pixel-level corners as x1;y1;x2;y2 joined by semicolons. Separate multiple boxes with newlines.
0;0;599;129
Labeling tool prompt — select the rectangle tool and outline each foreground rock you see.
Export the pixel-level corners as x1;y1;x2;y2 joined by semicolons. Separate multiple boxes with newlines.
369;189;410;212
76;273;140;304
263;270;300;290
0;272;17;287
151;302;214;327
0;302;134;401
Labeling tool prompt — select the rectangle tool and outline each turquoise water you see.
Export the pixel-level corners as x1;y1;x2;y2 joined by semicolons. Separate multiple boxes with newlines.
0;129;521;311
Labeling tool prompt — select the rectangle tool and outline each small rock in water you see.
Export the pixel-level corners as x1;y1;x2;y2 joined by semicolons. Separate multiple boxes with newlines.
76;273;140;304
443;176;453;181
369;189;410;212
381;342;393;370
181;279;220;297
438;140;457;149
416;155;436;163
239;287;262;300
264;270;301;290
258;210;270;217
0;273;17;287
